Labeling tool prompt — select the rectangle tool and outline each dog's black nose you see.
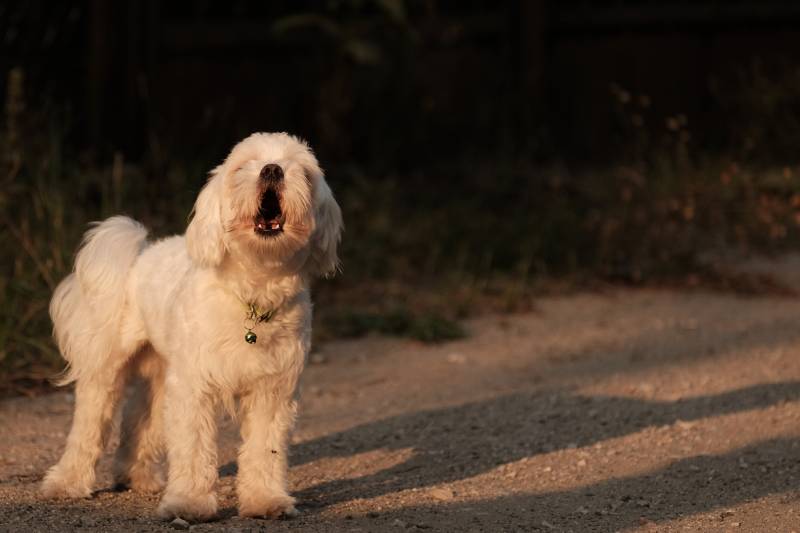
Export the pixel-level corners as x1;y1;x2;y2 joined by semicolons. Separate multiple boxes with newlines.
260;164;284;183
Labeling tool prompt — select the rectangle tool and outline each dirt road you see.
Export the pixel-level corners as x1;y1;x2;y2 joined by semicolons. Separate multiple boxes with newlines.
3;264;800;531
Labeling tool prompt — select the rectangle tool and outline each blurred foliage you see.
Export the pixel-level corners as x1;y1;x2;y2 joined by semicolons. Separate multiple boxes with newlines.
319;307;465;343
712;60;800;163
5;16;800;392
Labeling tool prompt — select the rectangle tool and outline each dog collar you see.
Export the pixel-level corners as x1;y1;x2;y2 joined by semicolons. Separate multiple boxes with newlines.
243;302;275;344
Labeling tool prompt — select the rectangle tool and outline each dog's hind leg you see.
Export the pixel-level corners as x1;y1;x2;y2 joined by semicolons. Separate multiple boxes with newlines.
41;361;130;498
112;347;166;493
42;216;149;498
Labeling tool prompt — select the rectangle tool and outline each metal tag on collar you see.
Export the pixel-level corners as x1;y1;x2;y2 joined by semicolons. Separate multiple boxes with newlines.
244;304;274;344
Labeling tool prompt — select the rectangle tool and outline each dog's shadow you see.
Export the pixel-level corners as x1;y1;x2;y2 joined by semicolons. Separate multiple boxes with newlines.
220;380;800;518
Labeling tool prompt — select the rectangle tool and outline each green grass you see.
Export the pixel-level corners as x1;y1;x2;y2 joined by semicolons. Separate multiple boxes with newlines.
318;307;466;343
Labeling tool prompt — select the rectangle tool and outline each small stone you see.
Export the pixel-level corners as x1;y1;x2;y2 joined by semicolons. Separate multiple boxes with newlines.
171;518;190;530
731;522;741;527
430;487;454;501
446;353;466;364
392;518;407;528
577;459;587;467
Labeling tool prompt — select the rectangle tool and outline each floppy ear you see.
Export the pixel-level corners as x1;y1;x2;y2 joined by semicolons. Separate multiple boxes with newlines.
185;171;226;267
305;177;343;278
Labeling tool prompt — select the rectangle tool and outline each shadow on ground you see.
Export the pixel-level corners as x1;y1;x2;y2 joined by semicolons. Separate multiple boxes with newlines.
343;436;800;531
217;381;800;529
3;382;799;531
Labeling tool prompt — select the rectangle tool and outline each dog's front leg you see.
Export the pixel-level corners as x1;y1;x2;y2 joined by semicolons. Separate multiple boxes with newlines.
236;381;299;518
157;371;219;522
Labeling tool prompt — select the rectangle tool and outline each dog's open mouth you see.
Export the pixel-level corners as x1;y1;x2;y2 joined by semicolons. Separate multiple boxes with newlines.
254;189;284;236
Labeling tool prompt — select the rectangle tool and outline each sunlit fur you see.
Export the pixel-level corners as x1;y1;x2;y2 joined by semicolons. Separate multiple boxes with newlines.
41;133;343;521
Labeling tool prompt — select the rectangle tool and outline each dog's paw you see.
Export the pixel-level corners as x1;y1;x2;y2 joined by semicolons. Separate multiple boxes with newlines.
114;465;166;494
157;491;218;522
130;472;166;494
238;493;298;519
41;467;93;499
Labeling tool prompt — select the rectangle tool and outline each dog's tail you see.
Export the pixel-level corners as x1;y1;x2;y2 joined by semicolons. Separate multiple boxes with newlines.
51;216;148;385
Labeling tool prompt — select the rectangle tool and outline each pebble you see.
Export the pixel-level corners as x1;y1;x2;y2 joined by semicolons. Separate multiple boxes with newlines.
430;487;455;501
310;353;327;364
171;517;190;530
392;518;407;528
446;353;466;364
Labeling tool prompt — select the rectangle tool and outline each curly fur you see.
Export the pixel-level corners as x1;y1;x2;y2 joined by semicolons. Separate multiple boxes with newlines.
41;133;342;521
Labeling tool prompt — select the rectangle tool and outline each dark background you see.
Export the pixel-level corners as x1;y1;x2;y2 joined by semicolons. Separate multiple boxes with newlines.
6;0;800;166
4;0;800;391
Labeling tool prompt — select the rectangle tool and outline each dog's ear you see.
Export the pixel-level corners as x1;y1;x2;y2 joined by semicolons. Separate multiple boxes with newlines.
186;170;226;267
305;175;343;278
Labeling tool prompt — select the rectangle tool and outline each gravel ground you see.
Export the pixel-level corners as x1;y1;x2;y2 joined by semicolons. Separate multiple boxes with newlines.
3;261;800;532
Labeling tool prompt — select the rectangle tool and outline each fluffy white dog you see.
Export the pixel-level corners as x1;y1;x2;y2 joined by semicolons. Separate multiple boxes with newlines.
41;132;342;521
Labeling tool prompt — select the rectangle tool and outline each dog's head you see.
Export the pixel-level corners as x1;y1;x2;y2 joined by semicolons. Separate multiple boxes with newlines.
186;132;342;277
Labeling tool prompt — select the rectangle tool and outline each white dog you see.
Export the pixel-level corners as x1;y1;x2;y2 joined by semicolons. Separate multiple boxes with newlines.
41;132;342;521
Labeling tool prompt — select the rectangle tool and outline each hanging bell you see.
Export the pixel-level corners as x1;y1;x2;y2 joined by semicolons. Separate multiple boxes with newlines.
245;331;257;344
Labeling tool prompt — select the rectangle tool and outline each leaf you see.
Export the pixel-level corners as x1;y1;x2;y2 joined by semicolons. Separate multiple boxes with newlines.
343;39;382;65
375;0;407;23
270;13;342;40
